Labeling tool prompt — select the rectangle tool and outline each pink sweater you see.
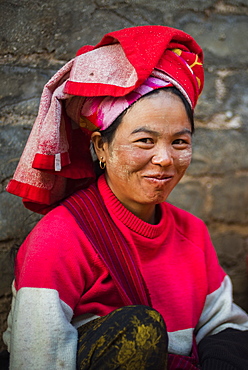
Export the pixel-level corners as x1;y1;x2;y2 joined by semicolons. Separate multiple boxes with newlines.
4;176;248;369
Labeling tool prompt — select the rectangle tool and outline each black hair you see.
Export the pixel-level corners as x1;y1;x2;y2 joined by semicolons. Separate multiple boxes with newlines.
100;86;194;145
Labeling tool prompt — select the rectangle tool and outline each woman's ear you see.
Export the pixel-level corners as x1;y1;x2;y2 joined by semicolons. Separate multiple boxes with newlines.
91;131;107;161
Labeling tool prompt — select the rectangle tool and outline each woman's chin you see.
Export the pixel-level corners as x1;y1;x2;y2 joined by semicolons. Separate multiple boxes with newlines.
139;190;170;205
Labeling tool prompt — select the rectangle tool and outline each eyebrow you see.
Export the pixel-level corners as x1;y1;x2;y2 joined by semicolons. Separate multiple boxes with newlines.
131;127;160;136
130;127;192;136
174;128;192;137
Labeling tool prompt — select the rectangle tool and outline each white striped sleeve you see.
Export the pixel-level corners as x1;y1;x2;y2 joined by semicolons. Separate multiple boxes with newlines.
196;275;248;343
6;286;78;370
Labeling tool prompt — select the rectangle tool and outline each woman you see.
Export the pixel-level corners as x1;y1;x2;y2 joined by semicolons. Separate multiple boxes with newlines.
3;25;248;369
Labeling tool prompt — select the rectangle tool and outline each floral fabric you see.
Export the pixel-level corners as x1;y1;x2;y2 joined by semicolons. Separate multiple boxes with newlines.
77;305;168;370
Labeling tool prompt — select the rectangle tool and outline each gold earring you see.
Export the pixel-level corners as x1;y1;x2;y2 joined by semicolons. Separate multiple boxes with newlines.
99;157;106;170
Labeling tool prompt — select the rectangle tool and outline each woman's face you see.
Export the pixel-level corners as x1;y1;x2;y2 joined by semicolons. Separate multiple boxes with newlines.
93;90;192;223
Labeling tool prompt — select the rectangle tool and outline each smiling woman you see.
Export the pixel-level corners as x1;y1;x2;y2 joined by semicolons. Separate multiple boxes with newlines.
3;25;248;370
92;89;192;224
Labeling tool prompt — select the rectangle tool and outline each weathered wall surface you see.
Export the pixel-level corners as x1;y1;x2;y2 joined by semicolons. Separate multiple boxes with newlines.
0;0;248;350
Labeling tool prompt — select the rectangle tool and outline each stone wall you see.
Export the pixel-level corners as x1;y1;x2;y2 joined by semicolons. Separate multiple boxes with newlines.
0;0;248;351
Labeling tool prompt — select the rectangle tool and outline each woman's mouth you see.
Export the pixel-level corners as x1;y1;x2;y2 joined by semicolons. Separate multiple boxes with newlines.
144;174;173;185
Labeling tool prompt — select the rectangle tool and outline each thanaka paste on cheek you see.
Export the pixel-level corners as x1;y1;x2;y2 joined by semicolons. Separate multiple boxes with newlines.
177;149;192;167
107;144;135;180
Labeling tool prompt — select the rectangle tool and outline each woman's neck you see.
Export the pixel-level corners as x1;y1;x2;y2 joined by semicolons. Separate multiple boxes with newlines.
123;203;160;225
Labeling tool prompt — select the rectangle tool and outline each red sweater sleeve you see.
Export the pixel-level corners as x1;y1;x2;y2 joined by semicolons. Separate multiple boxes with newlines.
15;205;98;310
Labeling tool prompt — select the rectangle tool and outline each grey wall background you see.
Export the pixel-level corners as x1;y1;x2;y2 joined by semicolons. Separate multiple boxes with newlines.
0;0;248;351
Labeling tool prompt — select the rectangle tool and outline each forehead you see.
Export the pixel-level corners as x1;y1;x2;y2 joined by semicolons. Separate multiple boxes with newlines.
116;90;191;134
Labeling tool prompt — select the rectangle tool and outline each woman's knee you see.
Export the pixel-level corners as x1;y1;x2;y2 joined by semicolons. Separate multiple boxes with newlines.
77;305;168;369
118;305;168;350
112;305;167;336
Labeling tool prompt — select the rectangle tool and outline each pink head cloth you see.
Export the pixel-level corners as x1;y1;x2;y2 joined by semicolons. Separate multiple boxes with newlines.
66;76;173;131
6;25;204;214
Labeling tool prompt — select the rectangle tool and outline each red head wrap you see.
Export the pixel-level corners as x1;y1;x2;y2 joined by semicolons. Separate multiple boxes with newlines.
6;25;204;214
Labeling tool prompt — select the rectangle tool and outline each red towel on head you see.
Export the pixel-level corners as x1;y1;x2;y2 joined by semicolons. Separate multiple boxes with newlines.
6;25;204;214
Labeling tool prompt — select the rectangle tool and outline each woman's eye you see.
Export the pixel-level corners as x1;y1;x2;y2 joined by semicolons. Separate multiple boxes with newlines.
172;138;191;147
173;139;185;145
137;138;154;144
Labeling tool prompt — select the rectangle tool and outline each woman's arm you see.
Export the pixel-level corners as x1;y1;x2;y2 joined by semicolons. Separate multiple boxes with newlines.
196;275;248;341
196;276;248;369
4;206;95;369
193;223;248;369
6;284;78;370
195;256;248;369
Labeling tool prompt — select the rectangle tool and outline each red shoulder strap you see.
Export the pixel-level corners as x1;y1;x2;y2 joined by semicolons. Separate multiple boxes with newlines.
62;183;151;307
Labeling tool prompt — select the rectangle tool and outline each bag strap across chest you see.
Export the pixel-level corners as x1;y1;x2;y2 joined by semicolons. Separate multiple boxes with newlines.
62;183;151;307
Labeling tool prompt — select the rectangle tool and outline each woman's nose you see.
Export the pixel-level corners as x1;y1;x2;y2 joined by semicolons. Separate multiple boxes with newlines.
151;146;173;166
